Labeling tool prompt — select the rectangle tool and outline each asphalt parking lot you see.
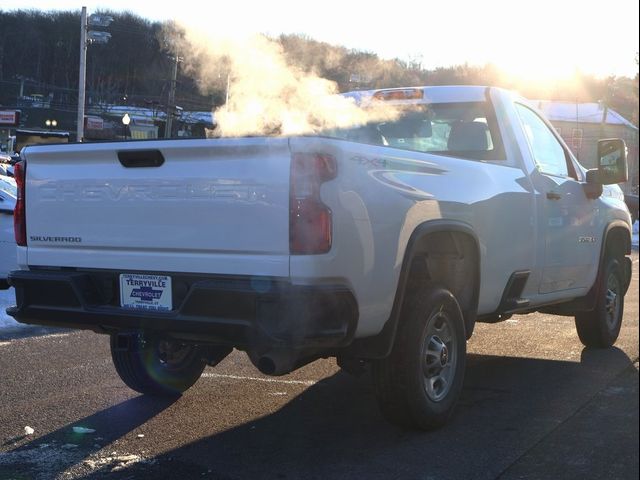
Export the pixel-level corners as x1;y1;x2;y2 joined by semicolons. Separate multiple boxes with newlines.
0;254;637;479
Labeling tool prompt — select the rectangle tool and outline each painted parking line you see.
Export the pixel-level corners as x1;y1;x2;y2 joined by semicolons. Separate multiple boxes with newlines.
202;372;316;386
0;333;72;347
20;333;73;342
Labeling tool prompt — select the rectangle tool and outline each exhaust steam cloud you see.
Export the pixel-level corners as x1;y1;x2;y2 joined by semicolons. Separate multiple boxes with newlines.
163;23;399;138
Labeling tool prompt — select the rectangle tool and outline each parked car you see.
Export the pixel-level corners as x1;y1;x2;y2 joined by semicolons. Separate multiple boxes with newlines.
0;153;14;177
0;164;14;177
0;175;17;288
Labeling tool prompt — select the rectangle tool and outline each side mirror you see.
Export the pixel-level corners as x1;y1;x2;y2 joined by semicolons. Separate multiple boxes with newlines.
590;138;628;185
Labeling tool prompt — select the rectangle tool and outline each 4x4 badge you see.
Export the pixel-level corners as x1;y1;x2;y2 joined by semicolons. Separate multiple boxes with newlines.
578;236;596;243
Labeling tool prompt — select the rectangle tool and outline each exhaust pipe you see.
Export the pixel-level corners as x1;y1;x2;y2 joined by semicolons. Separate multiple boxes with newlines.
250;349;318;376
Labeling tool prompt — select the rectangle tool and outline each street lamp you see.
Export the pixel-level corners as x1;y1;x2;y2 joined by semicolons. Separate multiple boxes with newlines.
122;113;131;140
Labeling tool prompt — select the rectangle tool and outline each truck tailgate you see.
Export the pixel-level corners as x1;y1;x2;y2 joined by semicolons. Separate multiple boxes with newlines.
23;137;292;277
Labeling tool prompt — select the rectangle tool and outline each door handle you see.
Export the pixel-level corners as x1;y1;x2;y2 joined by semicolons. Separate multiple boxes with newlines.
546;191;562;200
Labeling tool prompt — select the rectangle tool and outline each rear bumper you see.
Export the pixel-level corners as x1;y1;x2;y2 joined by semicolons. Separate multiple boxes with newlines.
7;269;358;350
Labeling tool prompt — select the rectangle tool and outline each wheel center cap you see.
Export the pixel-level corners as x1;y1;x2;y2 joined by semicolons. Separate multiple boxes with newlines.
440;345;449;366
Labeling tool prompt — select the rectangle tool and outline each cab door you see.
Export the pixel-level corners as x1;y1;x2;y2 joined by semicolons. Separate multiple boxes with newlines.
514;104;600;294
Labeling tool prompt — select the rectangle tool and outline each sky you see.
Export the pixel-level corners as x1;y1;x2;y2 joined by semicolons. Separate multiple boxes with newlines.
2;0;639;80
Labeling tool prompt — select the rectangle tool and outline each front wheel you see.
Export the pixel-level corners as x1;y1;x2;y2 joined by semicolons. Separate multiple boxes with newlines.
575;257;625;348
372;285;467;430
110;333;207;395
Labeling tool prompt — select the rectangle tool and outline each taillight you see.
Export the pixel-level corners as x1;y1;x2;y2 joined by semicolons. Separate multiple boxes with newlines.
14;160;26;246
290;153;337;254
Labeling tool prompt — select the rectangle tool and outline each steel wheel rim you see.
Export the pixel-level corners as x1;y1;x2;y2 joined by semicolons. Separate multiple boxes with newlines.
421;310;457;402
604;272;621;330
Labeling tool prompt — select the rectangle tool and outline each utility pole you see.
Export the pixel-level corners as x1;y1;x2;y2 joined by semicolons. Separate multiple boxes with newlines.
77;6;88;142
165;55;179;138
16;76;26;98
76;9;112;142
601;100;609;125
601;80;615;126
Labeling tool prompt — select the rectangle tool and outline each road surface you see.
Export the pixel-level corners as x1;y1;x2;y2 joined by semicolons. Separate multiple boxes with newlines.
1;255;638;479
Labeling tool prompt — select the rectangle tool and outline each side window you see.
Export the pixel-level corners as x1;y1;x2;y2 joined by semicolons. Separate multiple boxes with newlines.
515;104;569;177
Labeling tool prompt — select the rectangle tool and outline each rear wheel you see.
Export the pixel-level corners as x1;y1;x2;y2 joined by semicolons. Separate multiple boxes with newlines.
372;285;466;430
110;333;207;395
575;257;624;348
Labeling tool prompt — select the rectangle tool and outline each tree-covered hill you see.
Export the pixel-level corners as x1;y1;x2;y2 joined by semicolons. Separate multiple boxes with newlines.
0;9;637;125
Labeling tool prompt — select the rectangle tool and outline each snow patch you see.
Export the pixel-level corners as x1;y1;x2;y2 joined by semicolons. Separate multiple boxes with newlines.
83;453;154;472
0;443;85;480
0;287;23;331
0;443;155;479
0;317;20;329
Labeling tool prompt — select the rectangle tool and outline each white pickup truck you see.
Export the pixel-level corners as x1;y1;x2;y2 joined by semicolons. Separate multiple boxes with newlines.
7;86;633;430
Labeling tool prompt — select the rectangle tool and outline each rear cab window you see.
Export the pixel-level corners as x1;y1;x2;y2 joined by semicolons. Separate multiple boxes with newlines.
325;93;506;162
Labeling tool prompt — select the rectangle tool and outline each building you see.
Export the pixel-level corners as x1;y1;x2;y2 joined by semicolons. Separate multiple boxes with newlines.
537;101;639;194
0;103;216;145
90;105;216;140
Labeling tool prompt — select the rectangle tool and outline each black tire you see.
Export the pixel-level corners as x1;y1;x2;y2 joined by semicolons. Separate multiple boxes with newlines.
372;285;466;430
110;333;207;396
575;257;625;348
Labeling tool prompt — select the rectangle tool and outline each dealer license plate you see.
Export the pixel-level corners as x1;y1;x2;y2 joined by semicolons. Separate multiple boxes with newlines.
119;274;172;311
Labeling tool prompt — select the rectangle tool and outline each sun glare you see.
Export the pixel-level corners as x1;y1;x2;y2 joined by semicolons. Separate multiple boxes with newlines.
486;1;637;81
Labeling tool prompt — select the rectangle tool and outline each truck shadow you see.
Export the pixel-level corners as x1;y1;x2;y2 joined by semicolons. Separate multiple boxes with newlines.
137;347;634;480
0;347;634;480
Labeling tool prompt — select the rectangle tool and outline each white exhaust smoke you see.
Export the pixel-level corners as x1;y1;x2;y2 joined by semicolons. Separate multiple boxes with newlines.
162;23;399;137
